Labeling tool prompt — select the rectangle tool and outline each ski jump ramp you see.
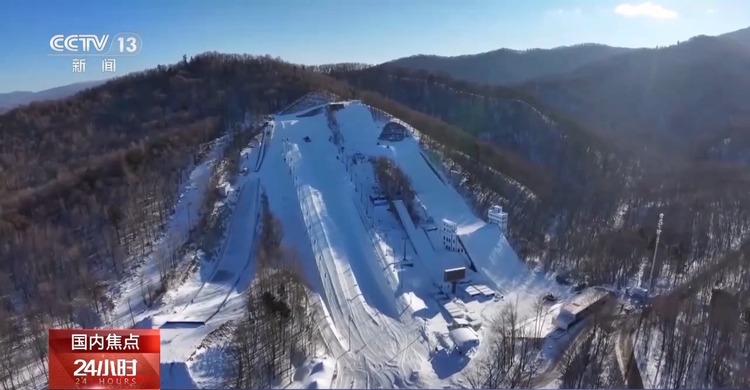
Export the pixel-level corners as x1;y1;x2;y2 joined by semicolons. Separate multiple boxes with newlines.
393;200;466;285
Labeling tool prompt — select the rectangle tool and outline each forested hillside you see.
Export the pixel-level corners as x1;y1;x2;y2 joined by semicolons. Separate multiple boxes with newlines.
331;66;635;268
1;52;748;389
0;54;355;311
521;35;750;163
0;53;560;387
387;27;750;172
330;64;749;303
332;64;750;388
0;53;357;387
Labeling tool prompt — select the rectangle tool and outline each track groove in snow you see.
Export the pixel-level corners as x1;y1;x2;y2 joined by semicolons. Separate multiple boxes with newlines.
275;111;429;388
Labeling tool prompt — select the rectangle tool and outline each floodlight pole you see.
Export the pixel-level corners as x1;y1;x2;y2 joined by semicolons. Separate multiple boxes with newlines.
647;213;664;292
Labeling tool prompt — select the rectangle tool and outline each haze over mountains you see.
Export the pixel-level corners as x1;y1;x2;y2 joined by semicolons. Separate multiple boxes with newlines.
385;27;749;86
0;80;106;112
522;34;750;161
386;27;750;165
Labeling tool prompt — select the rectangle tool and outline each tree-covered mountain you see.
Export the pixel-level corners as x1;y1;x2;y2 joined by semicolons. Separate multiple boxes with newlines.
384;26;750;167
330;64;750;285
1;52;749;390
520;34;750;163
383;44;633;85
719;26;750;49
331;66;750;389
0;53;552;334
4;52;747;321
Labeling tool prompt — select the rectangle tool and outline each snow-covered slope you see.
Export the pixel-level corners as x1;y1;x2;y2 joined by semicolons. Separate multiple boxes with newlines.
156;175;261;362
97;98;569;389
274;111;430;388
262;100;569;387
340;102;567;301
161;362;199;389
89;131;268;388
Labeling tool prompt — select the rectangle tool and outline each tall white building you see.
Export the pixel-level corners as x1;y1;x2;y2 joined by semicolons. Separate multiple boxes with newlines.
442;219;461;252
488;205;508;234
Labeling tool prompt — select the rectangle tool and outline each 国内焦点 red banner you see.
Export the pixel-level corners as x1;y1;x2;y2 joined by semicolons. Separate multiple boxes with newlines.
48;328;160;390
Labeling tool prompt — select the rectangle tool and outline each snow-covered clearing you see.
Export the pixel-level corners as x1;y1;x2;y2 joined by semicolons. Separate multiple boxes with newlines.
258;101;573;387
157;176;260;360
93;129;266;389
108;138;229;329
282;356;336;389
634;324;663;389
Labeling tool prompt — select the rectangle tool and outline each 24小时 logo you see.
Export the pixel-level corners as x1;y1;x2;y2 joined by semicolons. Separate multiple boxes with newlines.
48;328;160;390
49;33;143;56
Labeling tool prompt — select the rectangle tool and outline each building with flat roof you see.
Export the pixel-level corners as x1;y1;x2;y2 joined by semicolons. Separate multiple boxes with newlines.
487;205;508;234
441;218;462;252
554;287;611;330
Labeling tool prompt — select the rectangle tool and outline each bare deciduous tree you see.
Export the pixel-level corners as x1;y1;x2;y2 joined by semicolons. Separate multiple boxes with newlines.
465;303;538;389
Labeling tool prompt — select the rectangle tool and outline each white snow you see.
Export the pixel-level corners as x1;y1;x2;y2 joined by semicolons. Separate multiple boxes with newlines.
108;138;229;329
276;112;430;387
158;176;261;362
83;99;573;388
634;326;663;389
96;131;266;388
393;199;469;285
448;327;479;352
283;357;336;389
263;101;572;387
161;362;199;389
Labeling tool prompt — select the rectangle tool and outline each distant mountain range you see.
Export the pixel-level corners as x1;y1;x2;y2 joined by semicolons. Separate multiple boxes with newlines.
0;80;107;111
520;34;750;159
6;26;750;165
384;27;750;165
384;44;634;85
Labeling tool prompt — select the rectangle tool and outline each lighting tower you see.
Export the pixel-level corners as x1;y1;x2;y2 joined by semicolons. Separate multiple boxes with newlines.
647;213;664;292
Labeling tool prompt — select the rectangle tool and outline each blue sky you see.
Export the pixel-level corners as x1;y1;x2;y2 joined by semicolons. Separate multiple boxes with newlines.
1;0;747;92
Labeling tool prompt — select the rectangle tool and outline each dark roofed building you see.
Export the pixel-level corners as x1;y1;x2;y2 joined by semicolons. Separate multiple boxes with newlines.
379;121;408;142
